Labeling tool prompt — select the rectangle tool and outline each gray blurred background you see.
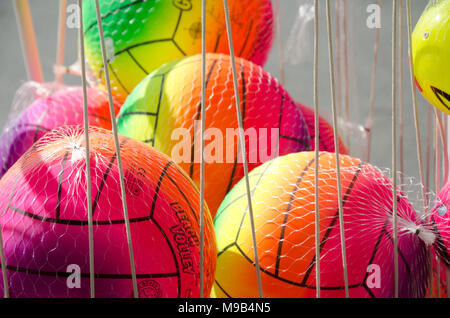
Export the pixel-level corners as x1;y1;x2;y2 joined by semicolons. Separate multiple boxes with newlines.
0;0;437;187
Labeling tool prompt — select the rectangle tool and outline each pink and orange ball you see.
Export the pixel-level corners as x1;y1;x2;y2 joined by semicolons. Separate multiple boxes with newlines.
213;152;429;298
0;126;216;297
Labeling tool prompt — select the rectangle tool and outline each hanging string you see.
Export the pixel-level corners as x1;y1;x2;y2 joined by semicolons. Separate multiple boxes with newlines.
275;0;285;87
198;0;207;298
406;0;427;207
406;0;433;297
55;0;67;84
93;0;139;298
434;112;441;298
335;0;342;119
313;0;321;299
326;0;349;298
398;0;404;187
426;105;433;198
77;0;95;298
391;0;399;299
222;0;264;298
366;0;382;162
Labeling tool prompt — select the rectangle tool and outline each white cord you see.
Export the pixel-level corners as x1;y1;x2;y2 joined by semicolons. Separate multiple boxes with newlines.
275;0;285;87
13;0;44;83
198;0;207;298
366;0;382;162
313;0;320;299
223;0;264;298
391;0;399;298
55;0;67;84
78;0;95;298
326;0;349;298
94;0;139;298
406;1;427;210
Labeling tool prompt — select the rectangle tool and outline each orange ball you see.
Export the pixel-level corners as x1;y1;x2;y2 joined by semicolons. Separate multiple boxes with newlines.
213;151;429;298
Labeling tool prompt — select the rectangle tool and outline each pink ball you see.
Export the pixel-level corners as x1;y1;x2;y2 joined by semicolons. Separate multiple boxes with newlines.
0;85;120;177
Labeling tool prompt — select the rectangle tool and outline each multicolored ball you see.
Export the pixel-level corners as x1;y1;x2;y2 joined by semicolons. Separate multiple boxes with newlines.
83;0;274;102
0;126;216;297
117;53;311;216
212;151;429;298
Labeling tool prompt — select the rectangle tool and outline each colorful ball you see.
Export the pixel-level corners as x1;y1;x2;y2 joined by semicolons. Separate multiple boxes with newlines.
117;53;311;217
82;0;274;102
431;181;450;267
296;102;349;154
0;85;120;178
0;126;216;297
212;151;429;298
412;0;450;114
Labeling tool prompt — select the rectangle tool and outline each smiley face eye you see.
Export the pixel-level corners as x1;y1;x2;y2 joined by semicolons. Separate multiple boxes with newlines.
437;204;447;216
431;86;450;111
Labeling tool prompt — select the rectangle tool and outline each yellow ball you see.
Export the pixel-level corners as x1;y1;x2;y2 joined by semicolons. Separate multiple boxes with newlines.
412;0;450;114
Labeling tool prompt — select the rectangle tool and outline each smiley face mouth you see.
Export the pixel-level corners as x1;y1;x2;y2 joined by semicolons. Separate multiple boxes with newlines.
431;86;450;111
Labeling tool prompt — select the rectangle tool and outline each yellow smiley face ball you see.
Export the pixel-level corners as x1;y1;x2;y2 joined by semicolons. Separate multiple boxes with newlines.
82;0;274;103
412;0;450;114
